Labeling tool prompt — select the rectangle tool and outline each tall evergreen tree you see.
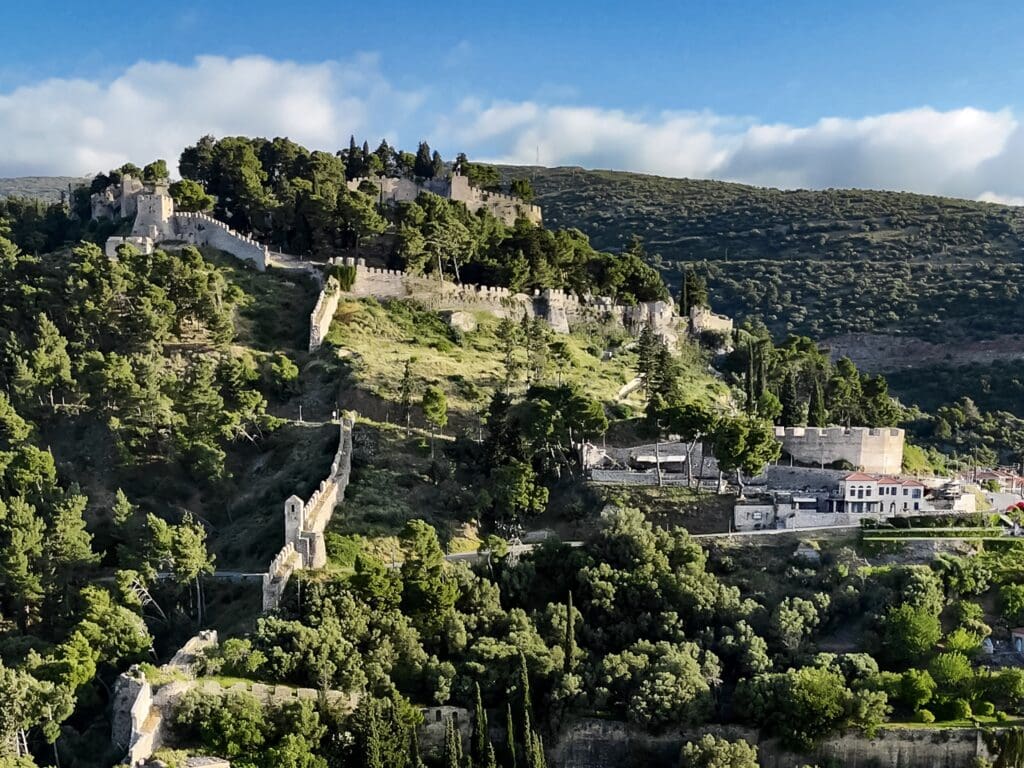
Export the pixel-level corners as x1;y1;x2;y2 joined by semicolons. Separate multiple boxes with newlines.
472;682;489;767
744;344;756;414
505;703;517;768
808;377;828;427
563;592;576;673
443;715;460;768
409;727;425;768
414;142;434;178
780;370;807;426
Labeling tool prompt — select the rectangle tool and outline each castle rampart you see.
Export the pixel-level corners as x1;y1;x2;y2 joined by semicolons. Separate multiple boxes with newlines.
332;258;684;343
309;276;341;352
262;415;355;611
774;426;905;474
348;172;543;227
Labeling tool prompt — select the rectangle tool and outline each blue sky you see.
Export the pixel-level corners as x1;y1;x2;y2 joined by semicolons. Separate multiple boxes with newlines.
3;0;1024;201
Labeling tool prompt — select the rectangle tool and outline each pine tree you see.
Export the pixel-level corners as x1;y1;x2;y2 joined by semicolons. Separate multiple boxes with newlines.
809;377;828;427
562;592;576;673
472;682;488;767
398;359;415;435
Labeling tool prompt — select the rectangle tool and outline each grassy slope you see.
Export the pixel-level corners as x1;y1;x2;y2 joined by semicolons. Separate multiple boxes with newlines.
501;166;1024;346
320;295;730;555
325;297;727;420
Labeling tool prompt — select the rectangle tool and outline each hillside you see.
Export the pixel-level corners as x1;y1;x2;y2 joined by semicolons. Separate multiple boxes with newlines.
0;175;87;201
502;166;1024;361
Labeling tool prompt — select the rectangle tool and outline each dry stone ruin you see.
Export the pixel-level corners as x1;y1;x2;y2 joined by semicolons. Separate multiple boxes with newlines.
348;171;542;226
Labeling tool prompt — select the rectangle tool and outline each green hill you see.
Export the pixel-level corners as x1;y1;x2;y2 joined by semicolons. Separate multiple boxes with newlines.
0;175;88;201
502;166;1024;353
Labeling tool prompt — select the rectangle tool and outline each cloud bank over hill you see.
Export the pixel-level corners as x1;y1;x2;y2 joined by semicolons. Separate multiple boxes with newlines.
2;53;1024;204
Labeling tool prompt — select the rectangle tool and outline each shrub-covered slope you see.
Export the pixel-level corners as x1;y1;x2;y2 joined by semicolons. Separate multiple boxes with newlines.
502;166;1024;346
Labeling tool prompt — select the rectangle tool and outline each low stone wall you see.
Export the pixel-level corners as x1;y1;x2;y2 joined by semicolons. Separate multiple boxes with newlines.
551;718;995;768
309;276;341;352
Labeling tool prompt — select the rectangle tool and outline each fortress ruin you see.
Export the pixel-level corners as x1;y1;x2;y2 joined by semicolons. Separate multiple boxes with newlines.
348;171;543;226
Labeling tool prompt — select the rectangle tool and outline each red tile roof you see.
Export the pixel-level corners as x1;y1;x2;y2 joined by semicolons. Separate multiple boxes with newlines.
843;472;877;481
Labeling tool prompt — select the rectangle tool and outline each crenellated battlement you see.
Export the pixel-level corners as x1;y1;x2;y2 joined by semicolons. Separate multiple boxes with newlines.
331;258;686;342
262;415;356;611
774;425;905;474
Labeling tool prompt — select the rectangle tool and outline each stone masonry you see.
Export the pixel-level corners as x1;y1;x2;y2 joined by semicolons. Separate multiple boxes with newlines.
775;426;905;474
348;171;543;227
333;258;685;343
262;415;355;611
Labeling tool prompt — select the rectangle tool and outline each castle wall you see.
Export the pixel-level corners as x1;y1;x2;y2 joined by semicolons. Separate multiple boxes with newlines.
104;235;154;259
552;718;993;768
309;276;341;352
263;416;355;611
347;174;542;226
171;212;269;270
690;305;734;335
775;426;905;474
335;260;683;341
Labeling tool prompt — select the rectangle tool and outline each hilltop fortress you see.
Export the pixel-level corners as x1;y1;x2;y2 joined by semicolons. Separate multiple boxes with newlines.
99;179;272;269
95;177;733;347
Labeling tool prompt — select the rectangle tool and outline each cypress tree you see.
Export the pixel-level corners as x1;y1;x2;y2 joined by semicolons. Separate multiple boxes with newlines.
809;377;828;427
562;592;576;673
409;727;425;768
443;716;460;768
780;369;806;426
744;343;755;414
484;742;498;768
530;733;547;768
472;682;488;767
505;702;517;768
516;652;532;725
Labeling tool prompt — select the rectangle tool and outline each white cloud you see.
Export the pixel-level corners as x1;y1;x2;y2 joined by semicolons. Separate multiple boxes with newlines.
978;191;1024;206
2;54;1024;205
0;54;426;177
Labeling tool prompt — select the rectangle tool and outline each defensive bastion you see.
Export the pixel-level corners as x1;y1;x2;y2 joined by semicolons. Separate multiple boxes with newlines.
774;425;905;474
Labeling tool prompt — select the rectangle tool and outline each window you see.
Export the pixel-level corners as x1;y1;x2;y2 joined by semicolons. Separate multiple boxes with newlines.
753;512;763;520
866;488;872;496
914;502;919;511
903;488;908;495
912;489;921;498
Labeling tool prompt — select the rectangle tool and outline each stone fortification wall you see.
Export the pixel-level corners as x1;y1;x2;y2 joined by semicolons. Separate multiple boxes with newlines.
761;465;850;490
336;259;683;341
105;235;154;259
111;671;155;766
112;631;218;766
689;305;734;335
309;277;342;352
171;212;269;270
263;416;355;611
552;718;993;768
348;173;542;227
775;426;905;474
